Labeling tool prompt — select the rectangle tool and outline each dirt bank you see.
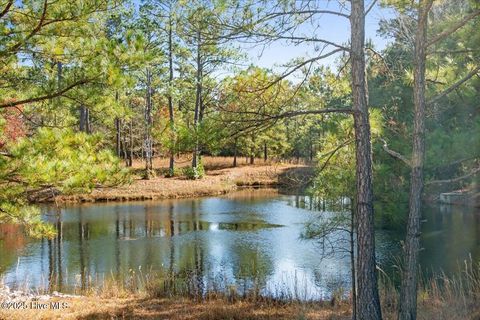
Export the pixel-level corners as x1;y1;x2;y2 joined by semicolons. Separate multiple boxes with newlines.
45;157;314;203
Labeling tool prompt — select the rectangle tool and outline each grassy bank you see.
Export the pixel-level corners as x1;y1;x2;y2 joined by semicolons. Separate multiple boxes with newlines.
0;279;477;320
45;157;314;203
2;262;479;320
0;295;350;320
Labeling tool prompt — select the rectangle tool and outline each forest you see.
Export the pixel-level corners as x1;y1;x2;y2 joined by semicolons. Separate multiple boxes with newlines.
0;0;479;320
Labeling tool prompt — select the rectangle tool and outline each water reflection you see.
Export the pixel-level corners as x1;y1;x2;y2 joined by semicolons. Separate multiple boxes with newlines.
0;189;478;300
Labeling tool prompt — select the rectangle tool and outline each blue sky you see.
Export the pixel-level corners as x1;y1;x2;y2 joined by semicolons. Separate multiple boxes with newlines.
241;1;396;72
134;0;396;75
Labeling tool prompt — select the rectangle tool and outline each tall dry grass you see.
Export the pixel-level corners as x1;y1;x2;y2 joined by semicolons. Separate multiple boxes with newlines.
2;260;479;319
379;256;480;319
47;258;480;318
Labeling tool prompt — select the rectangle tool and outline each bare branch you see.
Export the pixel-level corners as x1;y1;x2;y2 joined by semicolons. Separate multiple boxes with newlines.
265;10;349;19
0;151;13;158
243;31;350;52
433;156;479;169
318;139;354;173
235;108;354;123
365;0;378;17
257;48;345;92
380;138;412;167
426;166;480;185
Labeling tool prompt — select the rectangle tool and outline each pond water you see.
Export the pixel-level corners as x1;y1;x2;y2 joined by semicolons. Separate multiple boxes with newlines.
0;188;478;300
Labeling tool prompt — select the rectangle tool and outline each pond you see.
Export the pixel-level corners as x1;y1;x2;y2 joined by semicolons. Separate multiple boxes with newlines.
0;188;478;300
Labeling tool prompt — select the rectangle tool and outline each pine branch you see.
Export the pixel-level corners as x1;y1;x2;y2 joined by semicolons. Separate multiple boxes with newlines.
427;66;480;105
0;0;13;20
0;78;92;109
5;0;48;55
427;9;480;47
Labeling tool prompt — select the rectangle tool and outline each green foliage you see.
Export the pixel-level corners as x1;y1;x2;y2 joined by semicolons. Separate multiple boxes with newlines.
183;161;204;179
24;129;128;190
370;0;480;227
309;110;382;196
0;0;477;239
0;128;130;238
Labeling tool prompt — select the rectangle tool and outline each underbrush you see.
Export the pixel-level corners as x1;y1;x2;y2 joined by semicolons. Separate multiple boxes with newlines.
1;260;479;320
379;257;480;319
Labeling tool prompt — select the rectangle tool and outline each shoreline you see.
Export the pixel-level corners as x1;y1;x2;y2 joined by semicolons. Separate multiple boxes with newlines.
0;286;349;320
34;159;315;204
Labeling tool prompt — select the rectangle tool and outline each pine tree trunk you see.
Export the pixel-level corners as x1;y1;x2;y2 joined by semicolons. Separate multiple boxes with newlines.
85;107;91;134
398;2;430;319
55;62;62;127
80;105;87;132
145;68;153;178
168;12;175;177
233;137;238;167
115;117;121;157
264;142;267;162
122;121;128;165
192;30;202;176
351;205;357;320
350;1;382;319
127;120;133;167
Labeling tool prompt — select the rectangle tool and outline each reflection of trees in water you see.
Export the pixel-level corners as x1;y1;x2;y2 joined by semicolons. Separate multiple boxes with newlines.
17;196;479;297
231;245;273;297
0;224;27;273
114;206;120;277
420;205;479;277
47;207;64;291
190;200;204;297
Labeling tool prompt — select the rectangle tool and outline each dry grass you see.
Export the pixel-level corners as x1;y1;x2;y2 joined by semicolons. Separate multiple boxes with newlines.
2;261;479;320
379;258;480;320
51;156;312;203
0;296;350;320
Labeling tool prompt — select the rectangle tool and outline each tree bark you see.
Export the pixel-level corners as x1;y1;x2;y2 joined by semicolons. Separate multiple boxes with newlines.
85;107;91;134
250;135;255;165
233;137;238;167
115;117;121;157
145;68;153;178
351;205;357;320
398;1;431;319
167;11;175;177
264;142;268;162
192;30;202;176
127;119;133;167
121;121;128;164
80;105;87;132
350;1;382;319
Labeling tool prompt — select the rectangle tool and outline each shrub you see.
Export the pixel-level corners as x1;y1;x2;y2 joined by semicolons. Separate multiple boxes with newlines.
183;163;204;179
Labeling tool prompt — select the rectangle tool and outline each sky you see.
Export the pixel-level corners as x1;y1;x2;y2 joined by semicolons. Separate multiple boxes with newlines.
240;1;396;73
133;0;397;77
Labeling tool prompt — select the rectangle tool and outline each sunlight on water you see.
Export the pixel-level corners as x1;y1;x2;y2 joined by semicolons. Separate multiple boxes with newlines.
0;188;478;300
